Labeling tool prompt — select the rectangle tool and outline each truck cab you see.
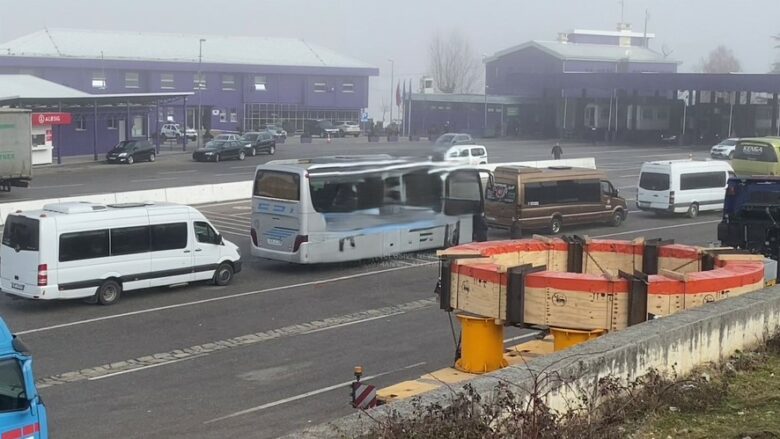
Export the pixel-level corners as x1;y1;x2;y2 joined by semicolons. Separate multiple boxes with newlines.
0;318;47;438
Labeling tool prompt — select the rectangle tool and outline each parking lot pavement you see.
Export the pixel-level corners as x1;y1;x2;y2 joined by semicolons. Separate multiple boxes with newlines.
0;143;730;437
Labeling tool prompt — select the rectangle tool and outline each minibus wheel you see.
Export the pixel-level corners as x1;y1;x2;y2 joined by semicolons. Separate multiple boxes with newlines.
96;280;122;305
611;210;624;227
214;263;234;286
549;217;562;234
687;203;699;219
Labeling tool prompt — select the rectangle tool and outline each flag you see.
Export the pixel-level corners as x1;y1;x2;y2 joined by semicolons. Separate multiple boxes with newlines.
396;81;401;107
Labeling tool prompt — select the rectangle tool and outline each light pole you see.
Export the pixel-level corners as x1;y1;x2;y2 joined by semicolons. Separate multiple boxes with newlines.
482;54;488;137
197;38;206;148
388;59;394;127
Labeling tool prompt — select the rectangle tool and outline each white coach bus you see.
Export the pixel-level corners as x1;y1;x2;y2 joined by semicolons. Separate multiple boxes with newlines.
1;202;242;305
250;155;488;263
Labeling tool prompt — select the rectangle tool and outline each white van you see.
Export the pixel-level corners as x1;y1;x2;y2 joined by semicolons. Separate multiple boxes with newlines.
431;144;489;165
0;202;242;305
636;159;735;218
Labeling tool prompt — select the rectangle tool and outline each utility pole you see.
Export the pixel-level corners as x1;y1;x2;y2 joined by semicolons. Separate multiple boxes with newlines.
619;0;625;23
388;59;394;127
197;38;206;148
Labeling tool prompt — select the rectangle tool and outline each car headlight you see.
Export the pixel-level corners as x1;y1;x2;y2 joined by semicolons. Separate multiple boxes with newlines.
118;152;128;157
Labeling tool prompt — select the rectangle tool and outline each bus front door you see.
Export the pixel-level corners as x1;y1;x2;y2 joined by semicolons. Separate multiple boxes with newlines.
444;169;488;243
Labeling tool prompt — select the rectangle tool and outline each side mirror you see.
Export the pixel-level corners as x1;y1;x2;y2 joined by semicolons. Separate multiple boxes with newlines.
613;189;619;197
218;234;224;245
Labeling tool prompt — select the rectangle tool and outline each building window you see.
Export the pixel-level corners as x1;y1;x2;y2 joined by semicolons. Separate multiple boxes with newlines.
342;82;355;93
92;72;106;89
641;108;653;120
230;108;237;123
254;76;266;91
75;116;87;131
160;73;175;89
222;74;235;91
166;107;175;122
313;82;327;93
107;117;117;130
194;73;207;90
219;110;227;123
125;72;140;89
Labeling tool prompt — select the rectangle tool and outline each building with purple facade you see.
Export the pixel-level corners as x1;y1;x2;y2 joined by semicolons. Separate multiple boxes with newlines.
405;24;780;143
0;29;378;156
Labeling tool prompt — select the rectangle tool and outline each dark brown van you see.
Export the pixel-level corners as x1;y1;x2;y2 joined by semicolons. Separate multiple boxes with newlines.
485;166;627;237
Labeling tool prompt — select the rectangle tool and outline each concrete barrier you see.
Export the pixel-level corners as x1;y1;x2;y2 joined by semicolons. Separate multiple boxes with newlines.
282;284;780;438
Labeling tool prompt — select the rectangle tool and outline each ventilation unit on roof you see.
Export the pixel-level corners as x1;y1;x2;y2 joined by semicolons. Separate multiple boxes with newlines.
106;202;155;209
43;202;108;214
548;166;573;170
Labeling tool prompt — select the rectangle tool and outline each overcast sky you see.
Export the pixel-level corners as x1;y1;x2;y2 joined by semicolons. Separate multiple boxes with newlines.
1;0;778;119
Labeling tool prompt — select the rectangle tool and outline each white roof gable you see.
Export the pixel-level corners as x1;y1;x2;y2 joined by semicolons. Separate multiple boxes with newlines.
0;28;374;70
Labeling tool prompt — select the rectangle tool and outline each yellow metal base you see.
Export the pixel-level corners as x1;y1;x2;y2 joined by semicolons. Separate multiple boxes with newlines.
454;314;508;374
550;327;606;351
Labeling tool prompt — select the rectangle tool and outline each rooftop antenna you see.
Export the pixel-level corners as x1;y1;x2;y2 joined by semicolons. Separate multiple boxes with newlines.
43;27;63;56
643;9;650;48
619;0;625;24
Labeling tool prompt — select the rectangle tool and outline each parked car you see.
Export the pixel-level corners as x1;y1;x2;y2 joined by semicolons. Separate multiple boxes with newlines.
435;133;473;146
262;124;288;139
431;144;489;165
710;138;740;160
160;123;183;140
304;119;341;137
185;127;198;141
335;121;361;137
240;131;277;156
213;133;241;142
192;140;247;162
106;139;157;164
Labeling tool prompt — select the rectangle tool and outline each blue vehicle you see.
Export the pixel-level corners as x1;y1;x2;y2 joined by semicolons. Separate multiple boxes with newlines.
0;318;47;438
718;176;780;272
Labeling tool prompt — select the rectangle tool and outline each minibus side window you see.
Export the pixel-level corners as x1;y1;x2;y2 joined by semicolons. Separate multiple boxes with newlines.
194;222;220;245
60;230;109;262
151;223;188;251
110;226;151;256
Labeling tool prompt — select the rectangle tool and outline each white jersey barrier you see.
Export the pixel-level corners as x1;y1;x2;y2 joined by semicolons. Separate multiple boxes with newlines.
0;158;595;226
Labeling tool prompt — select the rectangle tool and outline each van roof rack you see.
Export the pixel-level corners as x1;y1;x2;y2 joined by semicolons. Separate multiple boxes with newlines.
106;202;155;208
43;202;108;214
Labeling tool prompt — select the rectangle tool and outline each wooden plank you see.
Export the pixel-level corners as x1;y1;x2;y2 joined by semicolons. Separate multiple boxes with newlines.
451;273;504;320
532;234;554;243
659;268;689;282
523;287;615;330
420;368;474;385
714;254;766;262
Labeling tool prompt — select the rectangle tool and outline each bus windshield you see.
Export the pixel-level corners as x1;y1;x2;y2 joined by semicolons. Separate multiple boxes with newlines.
0;358;27;412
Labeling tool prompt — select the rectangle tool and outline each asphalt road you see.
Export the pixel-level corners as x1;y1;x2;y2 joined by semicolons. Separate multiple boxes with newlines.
0;140;729;438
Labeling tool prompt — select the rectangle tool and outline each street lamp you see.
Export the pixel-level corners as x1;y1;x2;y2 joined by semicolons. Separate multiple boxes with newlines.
388;59;394;127
483;54;488;138
197;38;206;148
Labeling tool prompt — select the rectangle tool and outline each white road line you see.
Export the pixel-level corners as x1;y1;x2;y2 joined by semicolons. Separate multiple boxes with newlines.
210;224;248;235
229;165;258;169
206;211;251;222
594;219;720;238
634;153;694;159
88;354;207;381
16;263;438;335
129;177;178;183
503;333;541;344
167;170;197;174
29;183;84;190
218;230;246;238
36;300;434;389
204;362;427;424
618;174;639;178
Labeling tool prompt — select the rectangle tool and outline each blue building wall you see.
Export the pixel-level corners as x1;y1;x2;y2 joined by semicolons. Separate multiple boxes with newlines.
0;55;377;156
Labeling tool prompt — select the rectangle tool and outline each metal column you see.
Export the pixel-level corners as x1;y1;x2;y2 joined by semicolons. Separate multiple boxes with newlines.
92;100;98;161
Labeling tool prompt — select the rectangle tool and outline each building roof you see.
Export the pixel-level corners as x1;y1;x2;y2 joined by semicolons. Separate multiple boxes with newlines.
486;40;678;64
0;74;191;106
570;29;656;39
0;28;375;70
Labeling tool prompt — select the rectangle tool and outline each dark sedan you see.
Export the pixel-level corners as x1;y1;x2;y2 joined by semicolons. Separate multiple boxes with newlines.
106;139;157;164
239;131;276;156
192;140;247;162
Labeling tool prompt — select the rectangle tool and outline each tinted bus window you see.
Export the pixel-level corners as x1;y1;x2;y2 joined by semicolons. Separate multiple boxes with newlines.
254;171;300;201
2;216;39;251
60;230;110;262
680;172;726;190
734;142;778;162
151;223;188;251
0;359;27;412
111;226;151;255
639;172;670;191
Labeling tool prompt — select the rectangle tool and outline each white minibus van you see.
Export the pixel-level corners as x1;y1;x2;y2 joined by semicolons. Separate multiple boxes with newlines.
0;202;241;305
636;159;735;218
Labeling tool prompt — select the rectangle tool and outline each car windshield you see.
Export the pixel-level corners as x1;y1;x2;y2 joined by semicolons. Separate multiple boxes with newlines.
241;134;259;141
721;140;738;146
206;141;228;149
112;141;135;151
215;135;231;140
435;135;455;145
319;121;334;129
0;359;27;412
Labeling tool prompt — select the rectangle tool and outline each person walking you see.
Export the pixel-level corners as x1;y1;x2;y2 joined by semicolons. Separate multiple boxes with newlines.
551;142;563;160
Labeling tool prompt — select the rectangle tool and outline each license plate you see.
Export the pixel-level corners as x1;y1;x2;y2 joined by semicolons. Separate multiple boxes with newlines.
11;282;24;291
266;238;282;246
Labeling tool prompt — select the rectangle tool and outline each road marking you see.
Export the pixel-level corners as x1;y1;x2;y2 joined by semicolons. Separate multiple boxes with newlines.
230;165;258;169
168;170;197;174
213;172;246;177
88;354;207;381
619;174;638;178
129;177;178;183
16;263;437;336
35;299;434;389
195;199;250;208
594;219;720;238
204;361;427;424
503;332;541;344
29;183;84;190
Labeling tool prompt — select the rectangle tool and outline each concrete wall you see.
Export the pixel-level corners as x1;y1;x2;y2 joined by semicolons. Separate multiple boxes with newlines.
284;284;780;438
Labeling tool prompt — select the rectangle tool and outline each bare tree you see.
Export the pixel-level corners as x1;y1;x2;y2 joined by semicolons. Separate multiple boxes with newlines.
697;45;742;73
427;30;481;94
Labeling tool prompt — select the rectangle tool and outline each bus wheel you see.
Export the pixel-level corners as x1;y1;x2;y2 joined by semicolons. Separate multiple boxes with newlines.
549;217;562;234
611;210;624;227
96;280;122;306
687;203;699;219
214;263;234;286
